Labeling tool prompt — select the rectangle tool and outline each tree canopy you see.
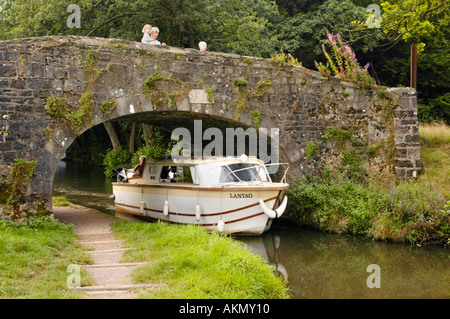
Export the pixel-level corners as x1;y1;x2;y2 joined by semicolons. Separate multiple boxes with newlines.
0;0;448;122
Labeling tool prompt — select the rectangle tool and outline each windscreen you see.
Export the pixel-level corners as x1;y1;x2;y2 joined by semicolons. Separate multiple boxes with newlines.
219;163;270;183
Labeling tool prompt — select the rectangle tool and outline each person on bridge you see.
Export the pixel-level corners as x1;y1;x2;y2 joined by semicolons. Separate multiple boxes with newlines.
199;41;207;51
149;27;166;45
141;24;152;44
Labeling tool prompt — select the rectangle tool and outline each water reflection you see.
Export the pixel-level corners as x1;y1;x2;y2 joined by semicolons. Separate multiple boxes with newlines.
53;161;449;299
238;221;449;299
53;161;116;215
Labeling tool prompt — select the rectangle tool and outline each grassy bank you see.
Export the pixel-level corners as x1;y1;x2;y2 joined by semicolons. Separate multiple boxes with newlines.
286;122;449;245
112;220;290;299
0;215;289;299
0;217;94;298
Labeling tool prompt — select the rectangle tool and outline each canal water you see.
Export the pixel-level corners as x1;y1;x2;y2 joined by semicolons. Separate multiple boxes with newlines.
52;161;449;299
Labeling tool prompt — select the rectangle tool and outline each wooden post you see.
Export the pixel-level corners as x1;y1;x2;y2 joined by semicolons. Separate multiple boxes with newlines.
410;44;417;90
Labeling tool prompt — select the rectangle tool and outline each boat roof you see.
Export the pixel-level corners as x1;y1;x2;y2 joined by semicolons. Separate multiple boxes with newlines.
146;155;265;166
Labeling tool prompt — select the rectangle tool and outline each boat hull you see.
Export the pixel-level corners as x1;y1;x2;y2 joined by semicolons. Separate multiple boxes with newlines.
112;183;287;235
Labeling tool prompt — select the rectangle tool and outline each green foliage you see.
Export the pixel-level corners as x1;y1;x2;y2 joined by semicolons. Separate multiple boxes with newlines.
320;127;371;182
102;127;176;177
288;124;450;245
0;217;93;298
6;159;37;205
233;78;248;87
52;196;70;207
0;0;284;58
99;100;117;118
276;0;385;68
250;109;262;130
305;141;317;161
0;0;446;122
271;50;302;67
204;87;214;104
131;129;177;167
143;68;177;92
0;159;37;220
143;68;188;108
255;78;272;98
418;93;450;124
112;220;290;298
287;173;448;244
130;144;167;167
103;147;130;178
45;94;94;135
315;30;376;89
380;0;449;45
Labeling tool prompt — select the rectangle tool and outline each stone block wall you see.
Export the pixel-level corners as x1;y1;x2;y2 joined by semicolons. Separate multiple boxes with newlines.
0;36;421;218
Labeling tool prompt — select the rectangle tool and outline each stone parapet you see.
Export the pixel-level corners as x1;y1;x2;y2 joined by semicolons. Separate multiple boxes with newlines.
0;36;421;217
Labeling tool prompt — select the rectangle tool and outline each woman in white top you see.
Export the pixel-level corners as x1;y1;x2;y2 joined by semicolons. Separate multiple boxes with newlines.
149;27;166;45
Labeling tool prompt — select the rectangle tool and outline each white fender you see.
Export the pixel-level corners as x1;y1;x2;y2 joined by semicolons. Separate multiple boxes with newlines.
217;218;225;232
163;199;169;216
195;203;201;221
270;262;288;281
140;200;145;214
259;195;288;219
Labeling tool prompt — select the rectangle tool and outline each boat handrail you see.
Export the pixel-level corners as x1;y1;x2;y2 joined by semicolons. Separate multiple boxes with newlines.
221;163;290;184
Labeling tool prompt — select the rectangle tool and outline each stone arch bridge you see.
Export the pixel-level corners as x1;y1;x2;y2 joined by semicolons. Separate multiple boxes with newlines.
0;36;421;217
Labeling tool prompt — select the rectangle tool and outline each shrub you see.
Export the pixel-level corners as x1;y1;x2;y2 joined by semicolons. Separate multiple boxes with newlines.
103;147;130;178
287;173;448;244
418;93;450;124
130;144;167;167
314;30;376;89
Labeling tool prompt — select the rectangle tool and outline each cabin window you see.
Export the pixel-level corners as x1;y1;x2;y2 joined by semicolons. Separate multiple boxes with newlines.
219;163;270;183
160;166;199;184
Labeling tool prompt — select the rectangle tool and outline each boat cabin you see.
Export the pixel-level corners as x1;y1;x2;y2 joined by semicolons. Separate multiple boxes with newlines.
126;156;274;187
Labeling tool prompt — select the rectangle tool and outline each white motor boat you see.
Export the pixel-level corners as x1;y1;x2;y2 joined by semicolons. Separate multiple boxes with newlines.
111;155;289;235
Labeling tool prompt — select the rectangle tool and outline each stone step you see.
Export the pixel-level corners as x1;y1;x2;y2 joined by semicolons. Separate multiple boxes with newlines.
82;262;147;269
88;251;124;265
89;248;133;254
80;239;122;245
76;283;162;291
87;248;134;264
82;263;147;286
79;232;116;242
80;239;123;251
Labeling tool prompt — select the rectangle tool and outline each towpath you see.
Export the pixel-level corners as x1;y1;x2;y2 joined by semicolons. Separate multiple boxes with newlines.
54;204;159;299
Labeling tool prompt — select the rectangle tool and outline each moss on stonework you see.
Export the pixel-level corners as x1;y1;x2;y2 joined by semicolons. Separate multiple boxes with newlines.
45;93;93;134
205;87;215;104
0;159;50;221
250;109;262;130
100;100;117;117
143;68;190;108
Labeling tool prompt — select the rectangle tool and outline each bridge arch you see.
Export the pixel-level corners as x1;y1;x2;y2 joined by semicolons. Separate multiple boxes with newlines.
0;36;421;217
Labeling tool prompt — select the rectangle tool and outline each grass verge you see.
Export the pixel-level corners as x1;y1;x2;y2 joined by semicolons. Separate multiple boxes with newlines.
112;220;291;299
286;122;449;245
0;217;94;298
